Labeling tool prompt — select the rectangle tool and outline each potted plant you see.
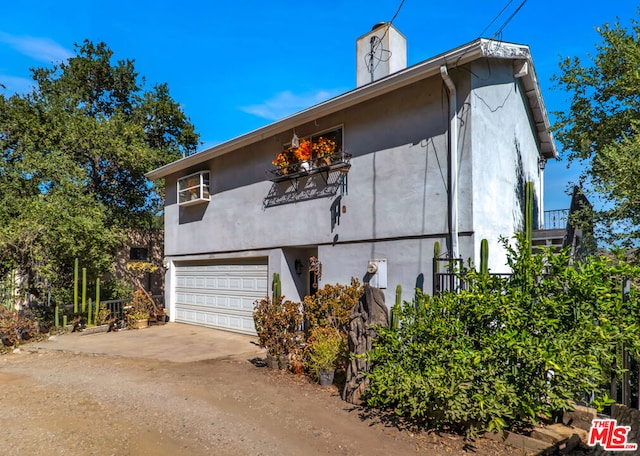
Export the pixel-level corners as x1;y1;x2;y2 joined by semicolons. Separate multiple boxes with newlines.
272;148;295;175
253;295;302;369
125;288;153;329
293;139;312;171
312;136;337;167
305;327;344;386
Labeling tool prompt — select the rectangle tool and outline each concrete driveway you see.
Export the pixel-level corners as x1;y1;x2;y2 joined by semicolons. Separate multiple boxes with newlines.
29;323;265;363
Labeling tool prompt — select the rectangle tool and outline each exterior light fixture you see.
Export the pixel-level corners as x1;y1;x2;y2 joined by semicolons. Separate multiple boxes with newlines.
294;259;303;275
538;157;547;170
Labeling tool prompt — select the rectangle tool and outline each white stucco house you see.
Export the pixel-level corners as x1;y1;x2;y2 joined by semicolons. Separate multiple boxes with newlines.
146;24;556;335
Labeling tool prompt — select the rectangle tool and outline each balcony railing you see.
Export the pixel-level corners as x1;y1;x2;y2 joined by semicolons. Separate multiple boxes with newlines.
543;209;569;230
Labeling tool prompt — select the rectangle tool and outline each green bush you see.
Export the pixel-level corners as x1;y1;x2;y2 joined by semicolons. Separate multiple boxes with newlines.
305;327;344;379
365;234;640;437
302;278;363;334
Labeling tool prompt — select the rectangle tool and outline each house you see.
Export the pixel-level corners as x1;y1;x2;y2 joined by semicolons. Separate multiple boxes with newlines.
146;24;557;335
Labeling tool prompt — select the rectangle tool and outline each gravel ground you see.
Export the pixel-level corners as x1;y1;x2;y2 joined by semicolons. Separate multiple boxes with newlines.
0;347;526;455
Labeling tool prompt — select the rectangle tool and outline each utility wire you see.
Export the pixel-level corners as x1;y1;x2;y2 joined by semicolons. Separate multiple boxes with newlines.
477;0;514;38
367;0;407;78
492;0;528;38
389;0;406;25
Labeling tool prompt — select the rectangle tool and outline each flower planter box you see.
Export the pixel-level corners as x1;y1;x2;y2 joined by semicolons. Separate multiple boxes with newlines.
131;318;149;330
81;324;111;336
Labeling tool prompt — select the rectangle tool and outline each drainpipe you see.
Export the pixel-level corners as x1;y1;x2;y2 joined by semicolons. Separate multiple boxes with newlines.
440;65;459;260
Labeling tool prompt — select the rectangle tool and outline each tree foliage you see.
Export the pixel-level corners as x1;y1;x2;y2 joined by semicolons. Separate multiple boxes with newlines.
0;40;199;303
553;12;640;247
365;235;640;437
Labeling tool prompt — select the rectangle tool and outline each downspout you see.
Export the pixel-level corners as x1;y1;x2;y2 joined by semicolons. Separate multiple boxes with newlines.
440;65;459;260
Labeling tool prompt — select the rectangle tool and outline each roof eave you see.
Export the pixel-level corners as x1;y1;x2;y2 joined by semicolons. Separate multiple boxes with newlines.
146;39;556;180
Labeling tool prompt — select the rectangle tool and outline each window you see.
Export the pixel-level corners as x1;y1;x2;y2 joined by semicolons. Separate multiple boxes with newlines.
281;127;344;155
130;247;148;261
178;171;210;206
311;127;343;154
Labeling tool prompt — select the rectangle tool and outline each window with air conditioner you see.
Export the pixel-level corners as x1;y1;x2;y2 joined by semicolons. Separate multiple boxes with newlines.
178;171;210;206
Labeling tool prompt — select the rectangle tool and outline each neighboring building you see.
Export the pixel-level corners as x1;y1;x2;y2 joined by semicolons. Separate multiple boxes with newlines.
147;24;557;335
112;227;164;297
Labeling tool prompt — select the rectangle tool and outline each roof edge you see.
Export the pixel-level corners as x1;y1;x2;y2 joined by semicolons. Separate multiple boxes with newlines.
147;39;556;180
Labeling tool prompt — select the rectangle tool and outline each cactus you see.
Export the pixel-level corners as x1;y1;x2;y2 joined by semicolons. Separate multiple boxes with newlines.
95;278;101;325
87;298;93;326
434;242;441;273
54;304;59;327
525;181;534;254
81;267;87;313
390;284;402;330
272;273;281;300
480;238;489;276
73;258;79;314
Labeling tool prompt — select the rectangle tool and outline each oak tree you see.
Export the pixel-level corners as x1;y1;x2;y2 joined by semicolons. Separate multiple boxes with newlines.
0;40;199;303
553;12;640;247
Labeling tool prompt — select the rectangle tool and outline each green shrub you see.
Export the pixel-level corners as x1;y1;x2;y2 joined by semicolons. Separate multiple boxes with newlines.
305;327;344;379
365;234;640;438
302;278;363;334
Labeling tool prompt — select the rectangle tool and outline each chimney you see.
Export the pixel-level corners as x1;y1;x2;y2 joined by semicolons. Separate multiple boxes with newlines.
356;22;407;87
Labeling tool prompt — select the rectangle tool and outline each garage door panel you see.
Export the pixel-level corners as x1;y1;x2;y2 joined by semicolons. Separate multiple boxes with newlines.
176;293;258;311
174;262;267;335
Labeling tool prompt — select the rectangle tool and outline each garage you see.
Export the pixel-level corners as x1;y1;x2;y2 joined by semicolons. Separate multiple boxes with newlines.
174;261;268;335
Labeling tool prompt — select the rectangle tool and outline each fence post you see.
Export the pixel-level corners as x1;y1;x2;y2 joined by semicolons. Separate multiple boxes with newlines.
622;278;631;407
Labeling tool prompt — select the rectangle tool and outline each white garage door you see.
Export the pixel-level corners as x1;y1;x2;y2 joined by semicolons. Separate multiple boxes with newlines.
174;261;268;335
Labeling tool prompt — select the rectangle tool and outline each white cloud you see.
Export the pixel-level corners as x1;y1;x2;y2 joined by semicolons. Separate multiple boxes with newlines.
240;89;344;120
0;74;35;95
0;32;72;63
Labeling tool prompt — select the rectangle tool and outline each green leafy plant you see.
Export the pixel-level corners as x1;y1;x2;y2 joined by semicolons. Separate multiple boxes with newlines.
365;233;640;438
305;327;344;379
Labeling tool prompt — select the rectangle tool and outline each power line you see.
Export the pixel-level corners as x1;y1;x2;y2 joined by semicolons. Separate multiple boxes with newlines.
477;0;514;38
389;0;406;25
366;0;407;79
492;0;528;38
476;0;528;39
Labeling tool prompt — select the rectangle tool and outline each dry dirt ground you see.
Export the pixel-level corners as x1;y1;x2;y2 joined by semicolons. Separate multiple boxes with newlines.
0;348;530;456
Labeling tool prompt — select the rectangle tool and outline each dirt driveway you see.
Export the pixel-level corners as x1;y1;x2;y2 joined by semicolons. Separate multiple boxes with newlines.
0;326;517;455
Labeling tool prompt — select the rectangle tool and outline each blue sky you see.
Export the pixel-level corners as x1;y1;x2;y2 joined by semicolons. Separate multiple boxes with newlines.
1;1;638;212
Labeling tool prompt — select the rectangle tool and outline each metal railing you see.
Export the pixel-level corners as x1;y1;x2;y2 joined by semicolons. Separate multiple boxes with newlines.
101;294;164;321
543;209;569;230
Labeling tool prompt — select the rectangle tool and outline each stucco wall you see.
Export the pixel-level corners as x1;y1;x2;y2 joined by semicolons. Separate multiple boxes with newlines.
164;77;454;257
162;58;547;302
469;59;544;273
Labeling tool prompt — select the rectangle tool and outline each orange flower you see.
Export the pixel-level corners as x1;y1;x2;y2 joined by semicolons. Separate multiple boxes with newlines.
294;139;312;161
312;136;337;158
